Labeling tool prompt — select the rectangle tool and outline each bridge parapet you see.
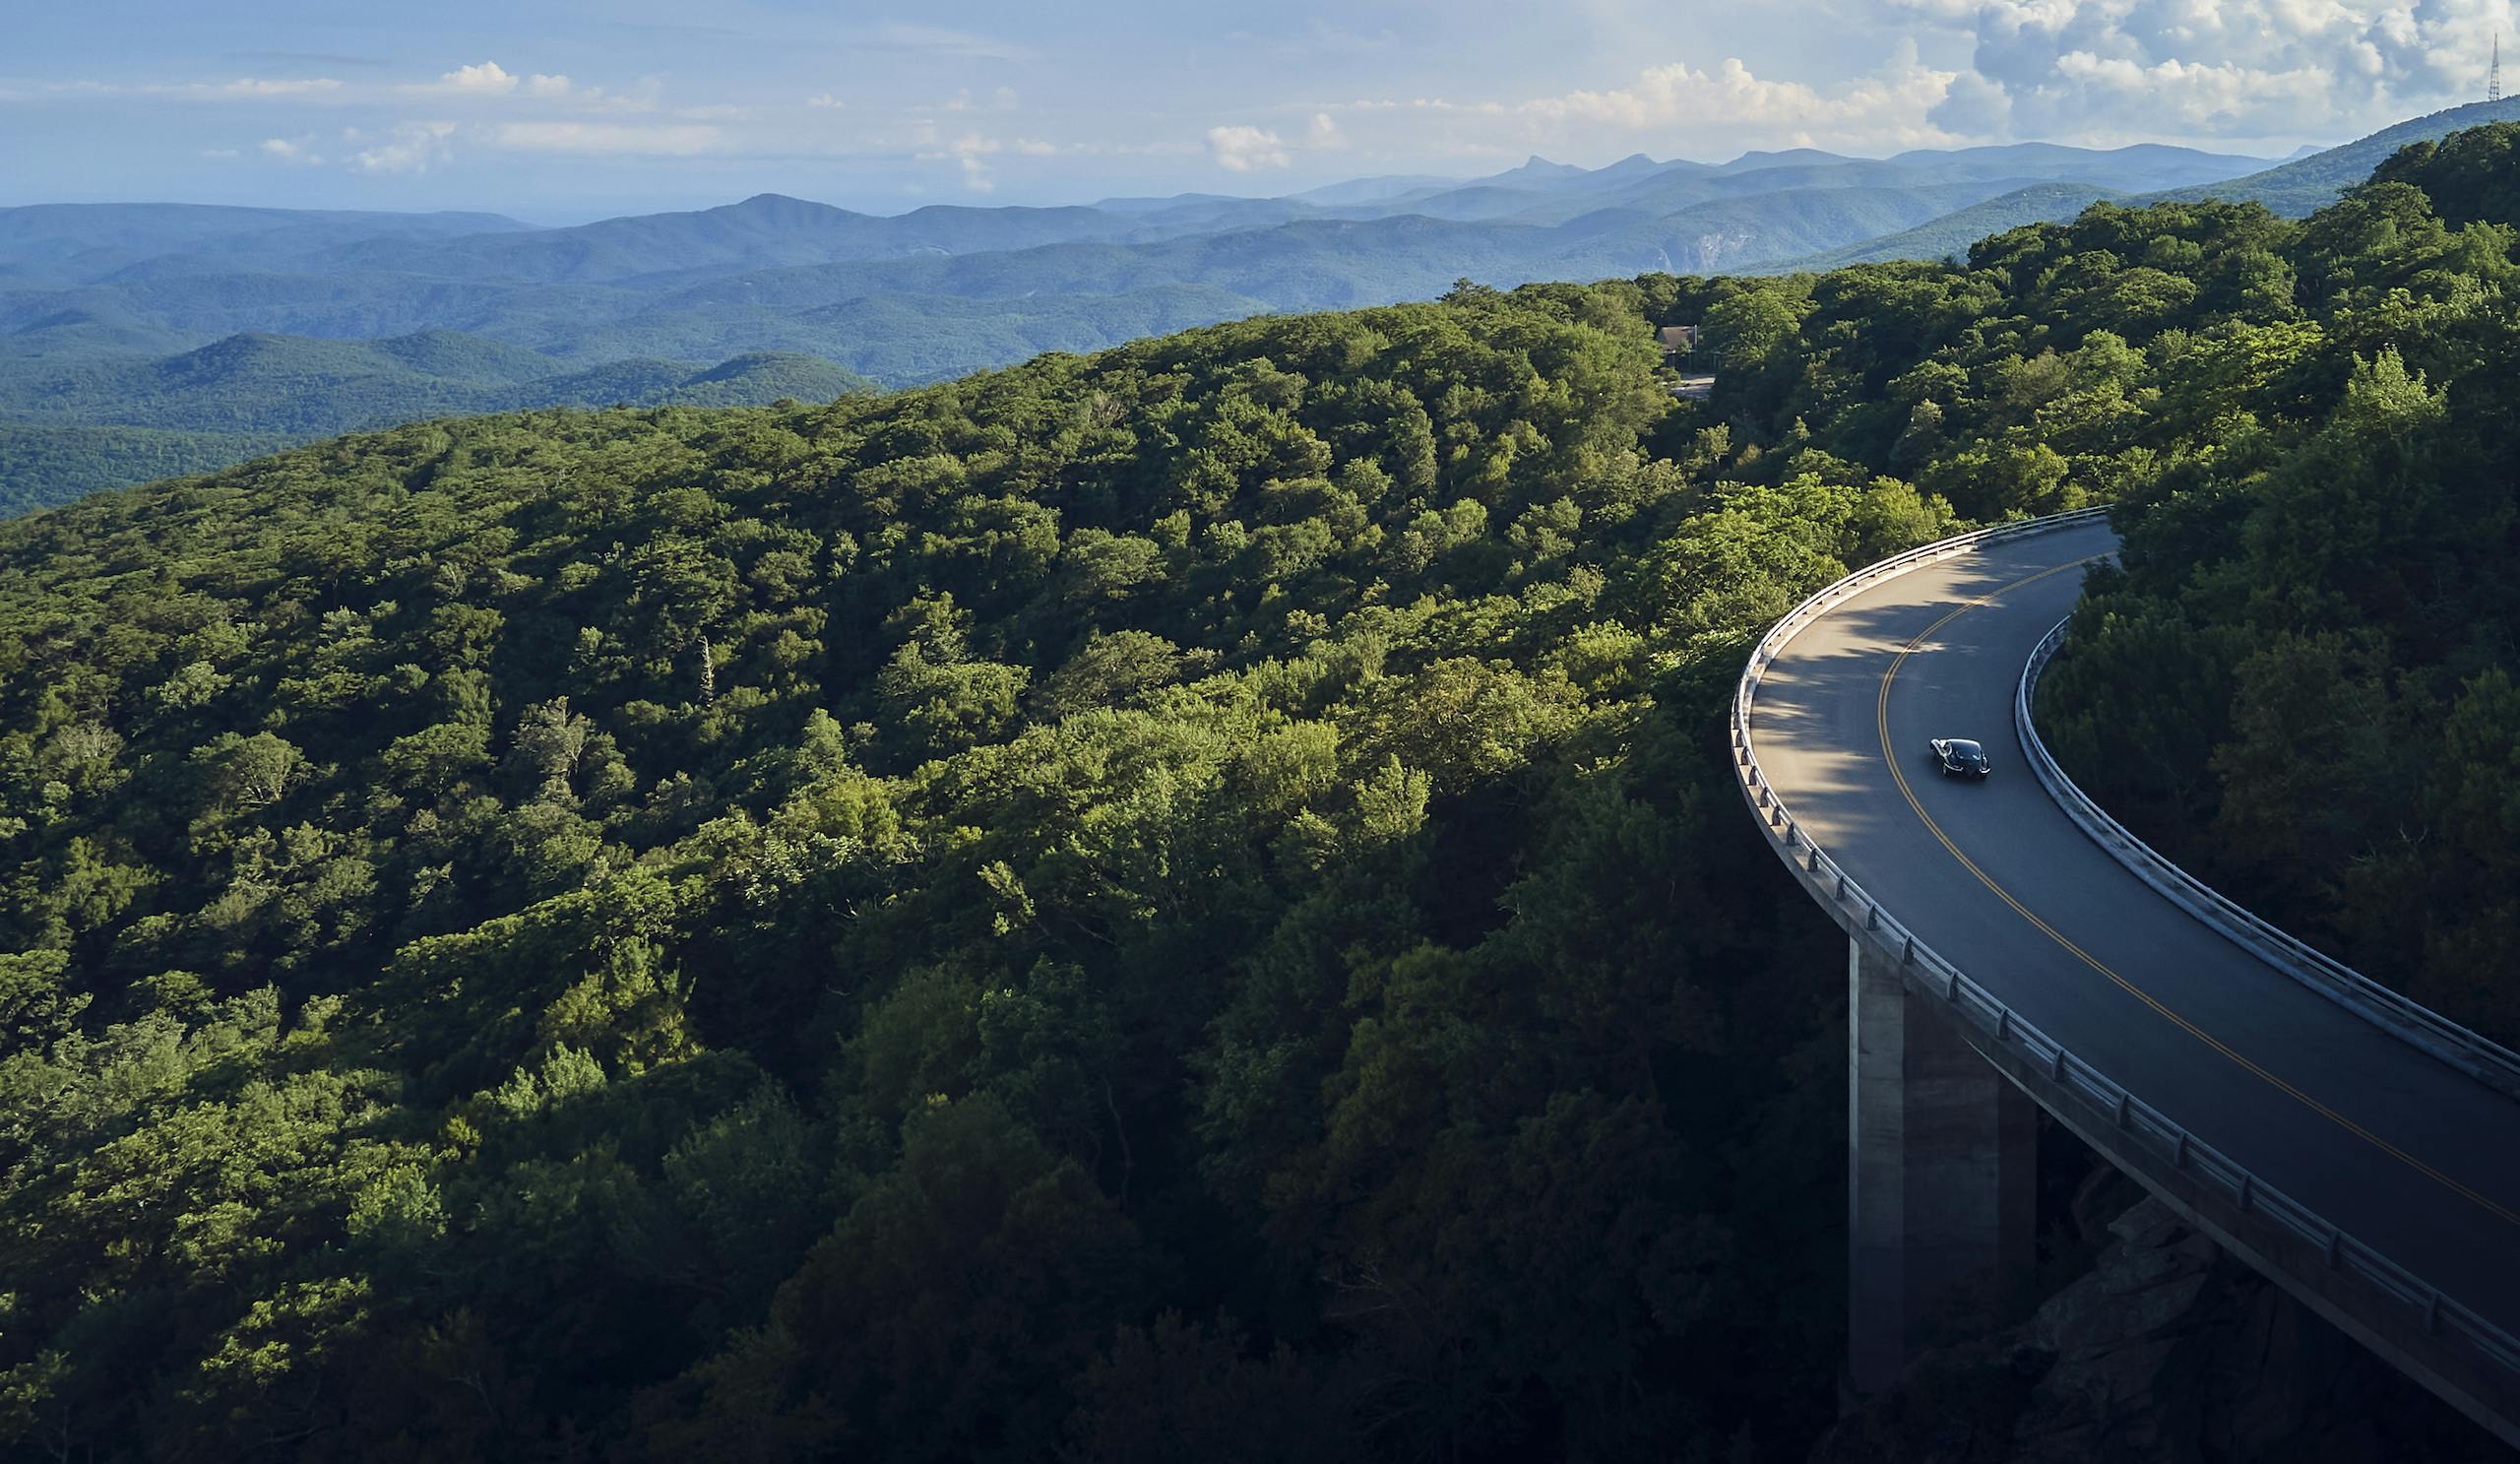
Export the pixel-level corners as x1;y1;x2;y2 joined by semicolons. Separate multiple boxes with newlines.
2017;615;2520;1102
1733;510;2520;1443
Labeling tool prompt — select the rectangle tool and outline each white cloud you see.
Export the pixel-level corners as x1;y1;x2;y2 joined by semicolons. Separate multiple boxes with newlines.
993;86;1021;110
1208;123;1292;170
483;120;722;155
1510;52;1957;146
1319;48;1965;158
1902;0;2517;142
258;136;324;165
347;120;456;174
430;61;570;97
578;78;663;114
211;77;344;97
916;130;1005;190
806;93;846;109
2;76;343;101
439;61;519;94
1014;137;1059;156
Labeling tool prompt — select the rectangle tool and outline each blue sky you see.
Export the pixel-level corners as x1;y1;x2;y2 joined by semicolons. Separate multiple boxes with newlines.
2;0;2511;222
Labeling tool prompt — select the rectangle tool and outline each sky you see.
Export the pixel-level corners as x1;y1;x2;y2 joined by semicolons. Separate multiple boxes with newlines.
1;0;2513;223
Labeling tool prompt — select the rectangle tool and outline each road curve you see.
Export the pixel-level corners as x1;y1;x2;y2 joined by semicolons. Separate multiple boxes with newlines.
1746;518;2520;1393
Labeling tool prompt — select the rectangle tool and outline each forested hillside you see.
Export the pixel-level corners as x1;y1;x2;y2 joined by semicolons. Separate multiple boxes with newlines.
0;340;874;518
2;125;2514;1460
0;423;297;518
2038;123;2520;1047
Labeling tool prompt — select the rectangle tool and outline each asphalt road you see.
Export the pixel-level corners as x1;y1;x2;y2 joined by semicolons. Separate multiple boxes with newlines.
1749;518;2520;1341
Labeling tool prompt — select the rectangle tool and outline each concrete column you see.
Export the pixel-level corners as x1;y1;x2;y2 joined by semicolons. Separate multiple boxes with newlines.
1848;936;2036;1390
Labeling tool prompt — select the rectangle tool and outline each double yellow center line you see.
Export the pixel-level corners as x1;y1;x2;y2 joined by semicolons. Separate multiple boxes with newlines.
1872;558;2520;1229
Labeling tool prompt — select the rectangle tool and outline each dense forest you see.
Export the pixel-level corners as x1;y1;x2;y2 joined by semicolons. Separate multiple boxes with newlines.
0;341;875;520
3;125;2517;1461
2038;122;2520;1048
0;423;297;519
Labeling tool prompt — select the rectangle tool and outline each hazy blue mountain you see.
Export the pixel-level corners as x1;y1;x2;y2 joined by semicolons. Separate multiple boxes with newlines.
0;140;2285;353
300;193;1186;285
1;298;203;360
2149;96;2520;214
0;130;2363;512
0;202;530;286
1764;182;2127;271
1546;181;2021;274
0;329;876;517
1382;141;2268;227
1747;110;2520;273
1281;173;1460;207
1088;191;1245;214
1878;142;2268;190
1710;147;1846;175
1477;156;1602;187
563;284;1273;385
0;330;871;439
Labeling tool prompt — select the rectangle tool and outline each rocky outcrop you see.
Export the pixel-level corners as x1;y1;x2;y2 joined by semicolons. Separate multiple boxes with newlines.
1813;1195;2509;1463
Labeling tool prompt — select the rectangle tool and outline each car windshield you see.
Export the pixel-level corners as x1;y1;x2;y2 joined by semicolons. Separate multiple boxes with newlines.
1949;740;1984;759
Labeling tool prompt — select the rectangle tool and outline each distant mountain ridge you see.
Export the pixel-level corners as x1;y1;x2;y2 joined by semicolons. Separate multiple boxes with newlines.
9;120;2495;516
2147;95;2520;215
1768;182;2130;272
0;139;2280;381
0;331;874;439
1759;100;2520;274
0;203;532;288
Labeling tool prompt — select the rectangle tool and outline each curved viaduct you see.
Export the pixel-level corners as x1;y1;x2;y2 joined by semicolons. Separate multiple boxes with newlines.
1733;511;2520;1443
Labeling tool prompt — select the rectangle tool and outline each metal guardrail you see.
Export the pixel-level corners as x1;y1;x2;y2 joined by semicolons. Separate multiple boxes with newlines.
2018;616;2520;1102
1730;509;2520;1388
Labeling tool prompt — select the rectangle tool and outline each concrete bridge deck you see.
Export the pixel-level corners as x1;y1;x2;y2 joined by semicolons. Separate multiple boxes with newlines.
1736;514;2520;1442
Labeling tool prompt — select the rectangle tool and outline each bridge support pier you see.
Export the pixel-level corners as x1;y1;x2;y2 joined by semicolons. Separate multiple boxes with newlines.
1848;936;2036;1390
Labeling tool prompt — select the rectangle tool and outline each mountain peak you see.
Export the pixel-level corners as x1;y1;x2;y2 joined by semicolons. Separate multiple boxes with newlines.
721;193;850;219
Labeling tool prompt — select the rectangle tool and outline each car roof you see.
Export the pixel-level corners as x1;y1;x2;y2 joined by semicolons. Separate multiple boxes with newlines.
1947;738;1984;754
